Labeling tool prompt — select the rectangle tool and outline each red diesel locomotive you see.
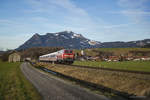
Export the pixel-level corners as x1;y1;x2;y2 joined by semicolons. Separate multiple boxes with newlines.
39;49;74;64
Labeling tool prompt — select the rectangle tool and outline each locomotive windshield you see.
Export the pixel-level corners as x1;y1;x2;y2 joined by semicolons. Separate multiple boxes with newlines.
64;50;73;53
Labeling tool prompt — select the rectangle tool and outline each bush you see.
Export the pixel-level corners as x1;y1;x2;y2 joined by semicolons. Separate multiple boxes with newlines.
20;47;64;60
0;52;10;62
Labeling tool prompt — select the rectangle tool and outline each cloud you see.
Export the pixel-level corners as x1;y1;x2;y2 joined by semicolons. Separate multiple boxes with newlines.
25;0;87;16
25;0;106;35
102;23;135;29
26;0;132;36
111;10;150;16
117;0;150;24
26;0;92;21
118;0;148;9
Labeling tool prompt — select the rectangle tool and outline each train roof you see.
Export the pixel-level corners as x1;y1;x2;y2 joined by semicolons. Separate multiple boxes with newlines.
39;52;58;57
39;49;73;57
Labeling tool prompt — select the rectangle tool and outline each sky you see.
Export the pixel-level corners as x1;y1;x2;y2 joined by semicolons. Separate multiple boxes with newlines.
0;0;150;50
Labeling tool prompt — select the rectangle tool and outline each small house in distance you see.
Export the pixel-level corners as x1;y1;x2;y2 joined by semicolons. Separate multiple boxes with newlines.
8;52;21;62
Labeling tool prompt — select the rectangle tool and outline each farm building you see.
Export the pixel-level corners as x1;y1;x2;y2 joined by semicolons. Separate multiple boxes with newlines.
8;52;21;62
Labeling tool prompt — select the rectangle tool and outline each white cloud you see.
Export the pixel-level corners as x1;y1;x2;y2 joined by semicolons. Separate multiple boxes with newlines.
50;0;88;16
118;0;148;9
102;23;135;29
111;10;150;16
24;0;107;36
117;0;150;24
121;10;150;16
25;0;87;16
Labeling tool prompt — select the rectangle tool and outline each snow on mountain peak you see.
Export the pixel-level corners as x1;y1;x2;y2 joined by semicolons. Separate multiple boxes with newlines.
55;33;59;36
61;34;69;39
88;40;100;45
73;33;82;37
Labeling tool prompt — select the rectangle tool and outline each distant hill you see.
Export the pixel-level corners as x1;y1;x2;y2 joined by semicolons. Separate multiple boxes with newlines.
101;39;150;48
17;31;150;50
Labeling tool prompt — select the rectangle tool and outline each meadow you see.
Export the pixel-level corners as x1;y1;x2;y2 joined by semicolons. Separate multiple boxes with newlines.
73;61;150;72
0;60;42;100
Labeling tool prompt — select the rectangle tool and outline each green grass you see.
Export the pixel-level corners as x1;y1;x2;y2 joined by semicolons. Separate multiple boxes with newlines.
73;61;150;72
0;60;42;100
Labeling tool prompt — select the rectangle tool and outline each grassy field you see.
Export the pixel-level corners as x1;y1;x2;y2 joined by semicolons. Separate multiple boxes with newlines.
0;60;42;100
73;61;150;72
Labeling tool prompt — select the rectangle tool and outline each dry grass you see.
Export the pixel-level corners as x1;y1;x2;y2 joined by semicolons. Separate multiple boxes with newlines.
36;62;150;97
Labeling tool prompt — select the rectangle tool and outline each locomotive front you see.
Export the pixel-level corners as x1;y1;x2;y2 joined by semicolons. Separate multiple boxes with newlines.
62;49;74;64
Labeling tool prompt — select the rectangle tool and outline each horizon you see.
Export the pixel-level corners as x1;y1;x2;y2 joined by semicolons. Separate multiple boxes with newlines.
0;0;150;50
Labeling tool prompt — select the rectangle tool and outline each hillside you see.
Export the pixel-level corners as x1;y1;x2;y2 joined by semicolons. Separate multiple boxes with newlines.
17;31;101;50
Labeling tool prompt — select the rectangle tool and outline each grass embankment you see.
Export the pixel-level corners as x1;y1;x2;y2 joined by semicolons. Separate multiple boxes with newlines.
73;61;150;72
0;61;42;100
36;62;150;97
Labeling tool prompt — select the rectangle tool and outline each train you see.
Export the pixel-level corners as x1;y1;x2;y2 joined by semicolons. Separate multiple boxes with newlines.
39;49;75;64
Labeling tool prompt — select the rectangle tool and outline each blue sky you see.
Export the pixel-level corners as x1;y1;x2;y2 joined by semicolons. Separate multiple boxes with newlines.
0;0;150;50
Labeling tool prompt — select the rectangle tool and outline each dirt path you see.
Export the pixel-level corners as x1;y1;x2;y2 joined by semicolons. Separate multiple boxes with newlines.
20;62;109;100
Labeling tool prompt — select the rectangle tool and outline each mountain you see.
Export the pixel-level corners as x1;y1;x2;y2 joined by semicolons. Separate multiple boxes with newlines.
17;31;150;50
17;31;101;50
